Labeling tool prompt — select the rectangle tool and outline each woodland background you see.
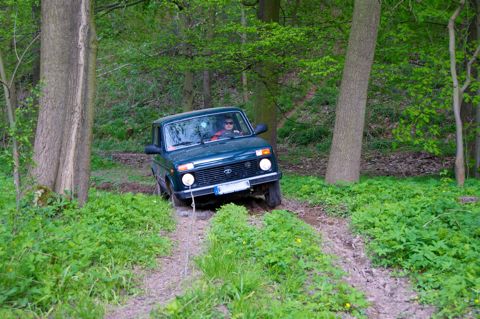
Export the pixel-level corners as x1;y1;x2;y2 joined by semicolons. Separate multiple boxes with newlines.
0;1;480;318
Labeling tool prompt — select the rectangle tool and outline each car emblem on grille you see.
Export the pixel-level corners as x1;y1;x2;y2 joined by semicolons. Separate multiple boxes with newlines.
224;168;233;175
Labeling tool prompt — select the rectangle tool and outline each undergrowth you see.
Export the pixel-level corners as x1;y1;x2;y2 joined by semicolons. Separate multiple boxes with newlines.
0;174;174;318
152;204;367;318
282;175;480;318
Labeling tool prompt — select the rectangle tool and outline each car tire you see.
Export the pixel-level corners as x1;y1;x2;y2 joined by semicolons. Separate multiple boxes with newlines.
154;175;169;198
167;181;189;208
265;180;282;208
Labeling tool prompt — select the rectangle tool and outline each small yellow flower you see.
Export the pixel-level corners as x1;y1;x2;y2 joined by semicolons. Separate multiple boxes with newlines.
242;240;246;245
295;238;302;243
475;298;479;304
345;303;351;309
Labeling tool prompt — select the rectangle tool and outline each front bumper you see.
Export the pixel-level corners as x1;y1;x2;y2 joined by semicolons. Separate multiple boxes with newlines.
175;171;282;200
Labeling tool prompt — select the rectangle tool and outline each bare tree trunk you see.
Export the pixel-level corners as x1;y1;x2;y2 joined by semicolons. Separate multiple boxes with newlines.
254;0;280;152
449;1;467;187
241;7;249;103
76;2;97;204
0;50;21;209
325;0;381;184
33;0;96;204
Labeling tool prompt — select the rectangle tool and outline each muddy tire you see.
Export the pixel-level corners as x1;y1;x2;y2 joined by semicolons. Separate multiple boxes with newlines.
265;180;281;208
167;181;189;207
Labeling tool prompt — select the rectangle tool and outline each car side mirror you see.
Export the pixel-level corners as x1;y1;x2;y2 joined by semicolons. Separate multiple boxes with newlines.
145;144;162;154
254;123;268;135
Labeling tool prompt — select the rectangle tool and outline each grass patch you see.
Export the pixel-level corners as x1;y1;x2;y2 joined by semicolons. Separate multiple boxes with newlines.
282;175;480;318
0;174;174;318
152;204;367;318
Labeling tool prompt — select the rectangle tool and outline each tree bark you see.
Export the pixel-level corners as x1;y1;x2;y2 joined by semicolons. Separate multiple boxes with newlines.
474;0;480;178
449;1;467;187
0;49;21;209
33;0;96;204
241;7;249;103
254;0;280;152
325;0;381;184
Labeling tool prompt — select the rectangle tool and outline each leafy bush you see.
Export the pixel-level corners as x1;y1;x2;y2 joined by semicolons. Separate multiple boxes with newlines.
0;175;174;318
282;175;480;318
152;204;367;318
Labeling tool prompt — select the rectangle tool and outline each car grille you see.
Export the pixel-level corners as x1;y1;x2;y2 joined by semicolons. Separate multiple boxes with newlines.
194;160;261;187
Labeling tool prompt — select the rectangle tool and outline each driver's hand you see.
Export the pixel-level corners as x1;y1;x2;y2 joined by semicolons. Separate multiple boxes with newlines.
233;130;240;134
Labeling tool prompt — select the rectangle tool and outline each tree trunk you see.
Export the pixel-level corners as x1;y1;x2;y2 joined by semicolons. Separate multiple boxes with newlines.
325;0;381;184
33;0;96;204
254;0;280;152
449;1;466;187
474;0;480;178
0;49;21;209
241;7;249;103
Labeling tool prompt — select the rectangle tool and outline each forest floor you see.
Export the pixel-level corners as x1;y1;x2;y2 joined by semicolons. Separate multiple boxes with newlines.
101;151;447;319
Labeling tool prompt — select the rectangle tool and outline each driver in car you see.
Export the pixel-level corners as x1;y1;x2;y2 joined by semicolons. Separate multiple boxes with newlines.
211;116;241;141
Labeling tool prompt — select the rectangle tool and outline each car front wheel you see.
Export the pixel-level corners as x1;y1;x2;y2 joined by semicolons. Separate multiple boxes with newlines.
167;181;189;208
265;180;281;208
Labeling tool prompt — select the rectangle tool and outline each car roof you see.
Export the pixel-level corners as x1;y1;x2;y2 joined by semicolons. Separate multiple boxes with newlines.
153;106;244;125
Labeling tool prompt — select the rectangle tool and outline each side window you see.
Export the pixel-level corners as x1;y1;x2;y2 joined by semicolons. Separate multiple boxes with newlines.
153;126;161;146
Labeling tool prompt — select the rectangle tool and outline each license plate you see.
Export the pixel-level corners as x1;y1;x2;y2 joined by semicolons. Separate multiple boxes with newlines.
214;180;250;195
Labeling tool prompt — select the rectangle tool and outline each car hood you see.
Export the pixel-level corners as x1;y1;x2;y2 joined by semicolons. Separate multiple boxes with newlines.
167;137;272;168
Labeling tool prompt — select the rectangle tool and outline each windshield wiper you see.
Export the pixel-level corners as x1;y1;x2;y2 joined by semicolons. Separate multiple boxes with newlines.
174;141;193;147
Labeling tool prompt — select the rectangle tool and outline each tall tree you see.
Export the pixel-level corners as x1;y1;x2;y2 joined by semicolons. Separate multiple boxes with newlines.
33;0;97;204
254;0;280;152
325;0;381;184
448;0;480;186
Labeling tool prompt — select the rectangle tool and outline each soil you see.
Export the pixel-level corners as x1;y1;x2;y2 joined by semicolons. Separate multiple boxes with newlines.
278;146;455;178
102;152;441;318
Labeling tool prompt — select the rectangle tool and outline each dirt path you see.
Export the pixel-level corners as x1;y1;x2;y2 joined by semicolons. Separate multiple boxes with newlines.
101;152;437;318
105;207;211;319
281;200;435;319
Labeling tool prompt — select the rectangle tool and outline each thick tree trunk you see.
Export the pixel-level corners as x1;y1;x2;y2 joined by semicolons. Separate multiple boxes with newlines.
33;0;96;204
254;0;280;152
325;0;381;184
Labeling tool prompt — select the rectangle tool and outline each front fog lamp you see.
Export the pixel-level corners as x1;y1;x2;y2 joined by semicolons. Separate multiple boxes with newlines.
259;158;272;171
182;173;195;186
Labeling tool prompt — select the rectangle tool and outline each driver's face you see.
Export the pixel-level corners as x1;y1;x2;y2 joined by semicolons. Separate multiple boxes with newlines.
224;120;234;130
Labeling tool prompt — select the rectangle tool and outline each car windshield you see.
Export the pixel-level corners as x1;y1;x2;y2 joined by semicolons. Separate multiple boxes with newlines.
164;111;253;151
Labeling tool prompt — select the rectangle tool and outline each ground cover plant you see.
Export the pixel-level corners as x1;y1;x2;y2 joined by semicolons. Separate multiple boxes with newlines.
152;204;367;318
282;175;480;318
0;174;175;318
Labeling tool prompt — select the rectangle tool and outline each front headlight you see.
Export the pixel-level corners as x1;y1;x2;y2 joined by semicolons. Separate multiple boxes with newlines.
182;173;195;186
259;158;272;171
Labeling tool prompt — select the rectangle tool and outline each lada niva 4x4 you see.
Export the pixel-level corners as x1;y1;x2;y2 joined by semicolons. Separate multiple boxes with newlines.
144;107;282;207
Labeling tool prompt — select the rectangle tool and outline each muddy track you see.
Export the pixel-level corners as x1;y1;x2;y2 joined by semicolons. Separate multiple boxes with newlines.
105;195;434;319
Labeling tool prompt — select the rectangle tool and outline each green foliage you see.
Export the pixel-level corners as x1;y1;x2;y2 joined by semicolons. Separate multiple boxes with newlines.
0;174;175;317
152;204;367;318
282;175;480;318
